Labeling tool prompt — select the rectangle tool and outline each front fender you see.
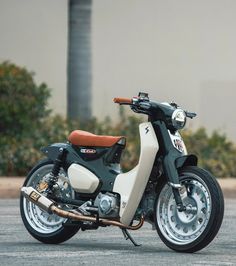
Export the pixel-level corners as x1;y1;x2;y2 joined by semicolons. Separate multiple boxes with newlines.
175;154;198;169
162;153;198;186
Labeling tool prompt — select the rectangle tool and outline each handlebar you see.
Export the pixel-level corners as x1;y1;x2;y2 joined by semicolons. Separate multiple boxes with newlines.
113;98;133;104
113;96;151;115
113;94;196;119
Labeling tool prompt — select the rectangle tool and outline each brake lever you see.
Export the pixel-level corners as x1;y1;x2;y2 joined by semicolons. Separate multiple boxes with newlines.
131;104;150;115
185;111;197;119
139;102;151;110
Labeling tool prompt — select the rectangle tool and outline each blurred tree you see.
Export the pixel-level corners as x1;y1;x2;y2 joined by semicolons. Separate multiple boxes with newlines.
0;61;51;138
0;62;51;175
67;0;92;121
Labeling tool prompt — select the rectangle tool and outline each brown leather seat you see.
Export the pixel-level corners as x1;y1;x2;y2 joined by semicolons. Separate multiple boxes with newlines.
68;130;125;147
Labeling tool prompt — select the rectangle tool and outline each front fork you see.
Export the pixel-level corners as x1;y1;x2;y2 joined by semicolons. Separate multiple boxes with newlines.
153;121;196;212
172;188;186;212
163;153;186;212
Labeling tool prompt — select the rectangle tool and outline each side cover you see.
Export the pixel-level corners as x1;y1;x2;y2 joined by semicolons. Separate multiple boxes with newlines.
68;164;100;194
113;122;159;225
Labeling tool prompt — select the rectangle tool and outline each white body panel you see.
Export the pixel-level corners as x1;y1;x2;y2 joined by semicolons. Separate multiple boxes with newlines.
113;122;159;225
68;164;99;193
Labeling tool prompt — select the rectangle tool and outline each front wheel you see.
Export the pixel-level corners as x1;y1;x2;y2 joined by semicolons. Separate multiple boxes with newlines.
154;166;224;253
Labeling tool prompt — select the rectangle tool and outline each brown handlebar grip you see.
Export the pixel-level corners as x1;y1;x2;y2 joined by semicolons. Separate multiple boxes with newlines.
113;97;132;104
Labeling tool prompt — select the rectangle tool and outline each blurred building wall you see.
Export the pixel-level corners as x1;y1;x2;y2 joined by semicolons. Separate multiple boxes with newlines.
0;0;236;140
0;0;68;115
92;0;236;141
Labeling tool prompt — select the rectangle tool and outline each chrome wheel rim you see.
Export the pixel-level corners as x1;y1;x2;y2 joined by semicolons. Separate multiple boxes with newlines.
157;173;212;245
23;164;72;234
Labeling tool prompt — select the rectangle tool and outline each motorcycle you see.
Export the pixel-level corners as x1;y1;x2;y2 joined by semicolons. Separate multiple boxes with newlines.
20;92;224;253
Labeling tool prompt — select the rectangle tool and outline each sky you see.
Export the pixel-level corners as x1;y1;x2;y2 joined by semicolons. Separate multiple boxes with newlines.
0;0;236;141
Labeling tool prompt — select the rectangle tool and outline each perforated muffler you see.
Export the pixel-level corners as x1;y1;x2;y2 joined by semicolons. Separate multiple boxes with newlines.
21;187;54;213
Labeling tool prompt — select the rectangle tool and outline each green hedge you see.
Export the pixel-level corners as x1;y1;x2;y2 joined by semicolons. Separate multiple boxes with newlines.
182;128;236;177
1;112;236;177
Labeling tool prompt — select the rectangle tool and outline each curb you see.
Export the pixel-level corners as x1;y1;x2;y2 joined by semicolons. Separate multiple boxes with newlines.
0;177;235;199
0;177;25;199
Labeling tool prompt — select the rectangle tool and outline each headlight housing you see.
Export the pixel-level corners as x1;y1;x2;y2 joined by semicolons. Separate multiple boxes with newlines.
171;109;186;130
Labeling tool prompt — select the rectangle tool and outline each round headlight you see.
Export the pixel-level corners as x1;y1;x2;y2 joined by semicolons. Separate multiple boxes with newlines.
171;109;186;129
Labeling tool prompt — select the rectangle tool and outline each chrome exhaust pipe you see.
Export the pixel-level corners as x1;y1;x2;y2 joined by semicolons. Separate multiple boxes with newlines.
21;187;144;230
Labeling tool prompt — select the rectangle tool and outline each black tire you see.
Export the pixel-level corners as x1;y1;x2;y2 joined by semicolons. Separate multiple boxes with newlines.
154;166;224;253
20;159;80;244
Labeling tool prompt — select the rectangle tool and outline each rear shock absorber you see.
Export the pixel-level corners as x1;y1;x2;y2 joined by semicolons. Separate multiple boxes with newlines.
48;148;67;190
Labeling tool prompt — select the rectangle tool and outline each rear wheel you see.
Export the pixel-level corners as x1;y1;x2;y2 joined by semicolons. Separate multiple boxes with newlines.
154;166;224;252
20;159;80;244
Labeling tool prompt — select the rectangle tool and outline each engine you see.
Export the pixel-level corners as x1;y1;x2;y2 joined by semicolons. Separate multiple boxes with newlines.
94;192;120;218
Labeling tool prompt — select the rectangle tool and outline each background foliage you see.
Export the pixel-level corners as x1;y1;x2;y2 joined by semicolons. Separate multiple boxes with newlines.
1;62;236;177
182;128;236;177
0;62;51;137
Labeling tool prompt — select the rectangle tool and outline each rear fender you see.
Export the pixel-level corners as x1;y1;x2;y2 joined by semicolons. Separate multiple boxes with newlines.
41;143;80;164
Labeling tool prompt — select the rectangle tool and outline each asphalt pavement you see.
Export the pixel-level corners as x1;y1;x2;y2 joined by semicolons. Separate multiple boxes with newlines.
0;199;235;266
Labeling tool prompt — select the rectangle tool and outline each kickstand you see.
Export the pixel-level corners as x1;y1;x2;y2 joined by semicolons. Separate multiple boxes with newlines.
121;228;141;247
